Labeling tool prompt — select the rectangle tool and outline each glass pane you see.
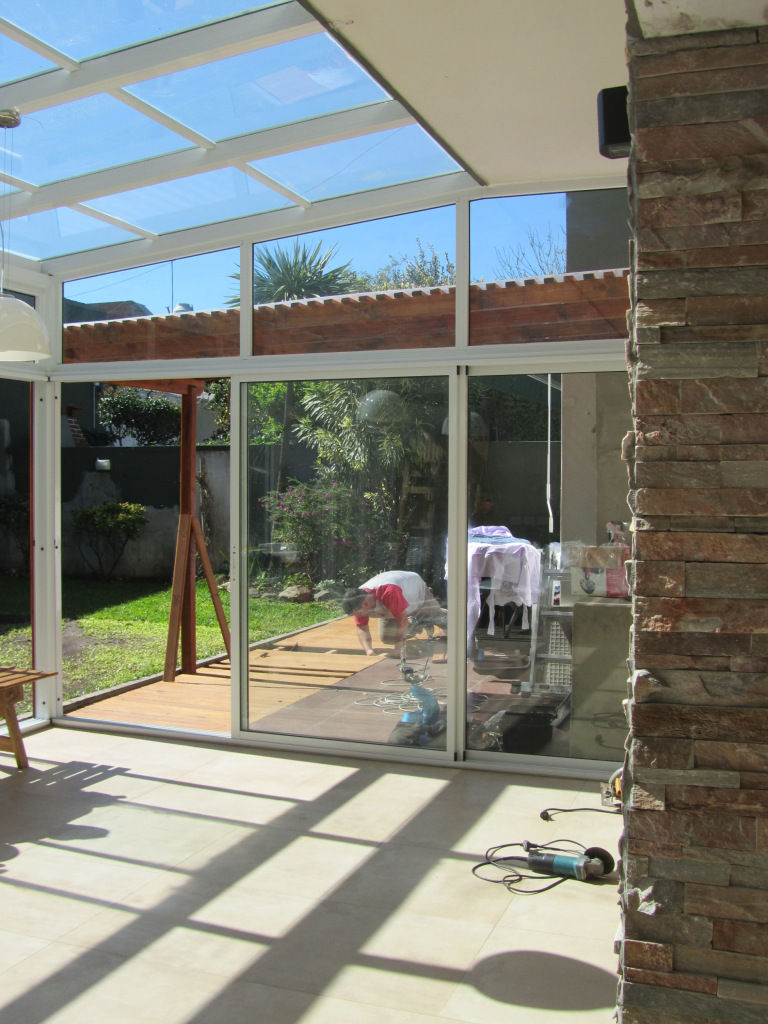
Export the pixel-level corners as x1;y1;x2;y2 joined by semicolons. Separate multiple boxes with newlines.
465;371;632;761
0;1;275;61
252;124;460;202
245;375;449;750
469;191;629;346
0;378;32;698
126;34;387;142
62;248;240;362
61;380;231;733
0;33;55;84
251;208;456;355
12;94;191;186
5;208;140;261
82;168;290;235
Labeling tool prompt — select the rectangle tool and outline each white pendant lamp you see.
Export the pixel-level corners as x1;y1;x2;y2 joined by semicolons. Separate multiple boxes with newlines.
0;108;51;362
0;293;50;361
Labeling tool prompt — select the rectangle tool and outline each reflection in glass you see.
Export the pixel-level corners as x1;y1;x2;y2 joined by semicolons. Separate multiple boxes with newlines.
62;249;240;362
468;191;630;347
465;372;631;762
0;380;33;709
245;376;449;750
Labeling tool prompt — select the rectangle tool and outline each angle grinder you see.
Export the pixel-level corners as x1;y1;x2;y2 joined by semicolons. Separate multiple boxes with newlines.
507;840;615;881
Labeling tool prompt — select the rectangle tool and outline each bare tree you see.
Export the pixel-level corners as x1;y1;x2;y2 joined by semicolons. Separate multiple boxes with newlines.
493;226;566;280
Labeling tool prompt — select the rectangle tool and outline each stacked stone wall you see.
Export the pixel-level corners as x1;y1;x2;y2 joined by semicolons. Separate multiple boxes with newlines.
619;20;768;1024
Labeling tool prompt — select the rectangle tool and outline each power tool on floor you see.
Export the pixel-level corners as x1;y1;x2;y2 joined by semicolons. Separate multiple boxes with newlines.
497;840;615;882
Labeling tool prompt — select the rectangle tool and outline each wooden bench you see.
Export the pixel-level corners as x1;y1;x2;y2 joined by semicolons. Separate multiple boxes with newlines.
0;666;56;769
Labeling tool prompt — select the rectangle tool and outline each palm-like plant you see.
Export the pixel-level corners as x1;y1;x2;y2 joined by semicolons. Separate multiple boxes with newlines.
227;239;357;306
253;239;356;302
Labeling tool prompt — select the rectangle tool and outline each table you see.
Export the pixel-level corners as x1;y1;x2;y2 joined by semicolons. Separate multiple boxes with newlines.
466;527;541;647
0;666;56;769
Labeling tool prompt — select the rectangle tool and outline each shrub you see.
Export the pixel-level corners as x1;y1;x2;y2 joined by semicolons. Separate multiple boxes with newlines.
70;501;148;579
260;479;397;586
98;387;181;446
0;495;30;564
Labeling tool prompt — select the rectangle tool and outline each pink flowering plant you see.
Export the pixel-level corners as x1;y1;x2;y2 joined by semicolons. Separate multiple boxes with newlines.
260;478;397;585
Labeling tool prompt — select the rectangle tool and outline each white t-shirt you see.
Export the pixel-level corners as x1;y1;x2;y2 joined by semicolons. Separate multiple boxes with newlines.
360;570;426;618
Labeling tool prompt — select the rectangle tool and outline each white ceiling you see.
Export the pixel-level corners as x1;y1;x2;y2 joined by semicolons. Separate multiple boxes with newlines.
311;0;629;189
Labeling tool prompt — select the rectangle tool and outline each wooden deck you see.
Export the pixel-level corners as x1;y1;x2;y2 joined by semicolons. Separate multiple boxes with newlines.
63;616;562;753
66;617;384;735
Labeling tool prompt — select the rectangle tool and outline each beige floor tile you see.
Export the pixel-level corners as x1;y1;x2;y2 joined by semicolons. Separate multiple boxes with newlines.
189;747;362;800
2;837;187;904
129;777;298;828
2;727;622;1024
0;928;50;972
494;874;621;940
0;881;107;941
441;928;618;1023
221;831;378;901
324;961;461;1016
297;994;469;1024
38;953;235;1024
305;771;452;842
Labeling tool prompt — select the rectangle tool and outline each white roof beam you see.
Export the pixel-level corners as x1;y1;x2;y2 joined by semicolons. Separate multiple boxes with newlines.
0;3;321;113
70;203;158;240
235;162;311;209
110;89;216;150
4;100;411;218
0;172;37;192
0;17;80;71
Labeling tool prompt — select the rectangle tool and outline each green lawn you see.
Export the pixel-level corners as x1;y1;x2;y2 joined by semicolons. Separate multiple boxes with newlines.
0;575;340;702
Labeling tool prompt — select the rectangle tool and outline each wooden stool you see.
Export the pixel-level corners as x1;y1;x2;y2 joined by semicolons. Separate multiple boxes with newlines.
0;666;55;769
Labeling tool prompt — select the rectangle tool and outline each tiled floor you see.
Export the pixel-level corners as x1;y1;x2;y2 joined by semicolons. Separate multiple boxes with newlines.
0;727;622;1023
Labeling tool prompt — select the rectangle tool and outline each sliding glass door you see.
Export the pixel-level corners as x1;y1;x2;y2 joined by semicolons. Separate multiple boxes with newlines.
464;370;632;763
242;375;450;751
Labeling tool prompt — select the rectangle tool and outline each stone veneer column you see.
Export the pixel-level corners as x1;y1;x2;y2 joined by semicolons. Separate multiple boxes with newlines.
618;17;768;1024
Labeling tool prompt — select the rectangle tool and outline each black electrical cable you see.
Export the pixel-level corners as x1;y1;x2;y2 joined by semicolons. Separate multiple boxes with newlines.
472;838;589;895
539;806;620;821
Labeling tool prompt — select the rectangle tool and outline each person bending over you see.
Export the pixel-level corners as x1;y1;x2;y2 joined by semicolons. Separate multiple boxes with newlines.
342;570;442;656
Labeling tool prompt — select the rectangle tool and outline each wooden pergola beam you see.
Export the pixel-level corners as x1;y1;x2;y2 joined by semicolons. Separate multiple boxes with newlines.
62;272;630;363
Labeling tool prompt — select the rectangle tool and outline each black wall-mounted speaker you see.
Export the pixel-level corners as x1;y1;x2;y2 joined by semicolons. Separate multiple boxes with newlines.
598;86;630;159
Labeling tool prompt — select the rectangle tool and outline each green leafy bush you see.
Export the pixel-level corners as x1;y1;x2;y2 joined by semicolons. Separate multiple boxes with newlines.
260;479;397;586
0;495;30;563
70;501;148;579
98;387;181;446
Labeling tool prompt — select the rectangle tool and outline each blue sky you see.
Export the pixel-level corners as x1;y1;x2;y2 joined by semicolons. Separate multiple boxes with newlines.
64;193;567;315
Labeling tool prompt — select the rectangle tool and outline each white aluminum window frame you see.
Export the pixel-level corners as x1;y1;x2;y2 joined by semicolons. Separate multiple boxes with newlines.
1;185;627;779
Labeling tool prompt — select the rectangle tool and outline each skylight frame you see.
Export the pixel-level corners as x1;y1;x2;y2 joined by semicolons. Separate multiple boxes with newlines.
0;1;470;280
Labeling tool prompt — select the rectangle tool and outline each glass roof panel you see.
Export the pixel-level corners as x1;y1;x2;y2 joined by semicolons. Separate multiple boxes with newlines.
251;124;461;201
10;94;192;185
0;1;280;61
125;33;387;141
3;207;140;260
0;31;55;84
81;168;291;234
0;4;466;270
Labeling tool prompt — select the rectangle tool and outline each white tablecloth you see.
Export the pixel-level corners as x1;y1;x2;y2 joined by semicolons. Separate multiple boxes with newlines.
466;528;541;647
